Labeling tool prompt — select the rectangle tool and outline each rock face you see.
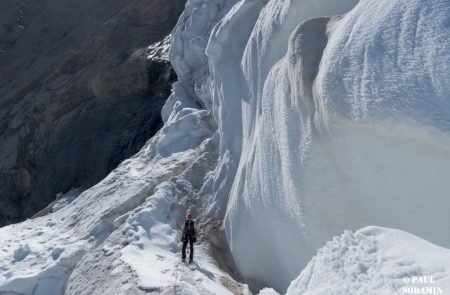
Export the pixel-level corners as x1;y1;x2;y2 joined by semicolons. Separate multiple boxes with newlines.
0;0;185;226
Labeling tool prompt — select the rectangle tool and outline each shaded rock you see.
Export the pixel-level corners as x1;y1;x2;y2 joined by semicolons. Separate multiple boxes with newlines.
0;0;186;225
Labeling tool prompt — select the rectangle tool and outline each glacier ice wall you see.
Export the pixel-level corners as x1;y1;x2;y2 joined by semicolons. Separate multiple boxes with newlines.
170;0;450;292
222;0;361;290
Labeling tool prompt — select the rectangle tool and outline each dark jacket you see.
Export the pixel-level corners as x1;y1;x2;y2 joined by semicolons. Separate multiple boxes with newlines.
183;220;196;241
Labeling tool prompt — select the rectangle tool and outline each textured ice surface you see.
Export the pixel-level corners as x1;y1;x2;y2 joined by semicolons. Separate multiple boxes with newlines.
216;0;450;291
287;227;450;295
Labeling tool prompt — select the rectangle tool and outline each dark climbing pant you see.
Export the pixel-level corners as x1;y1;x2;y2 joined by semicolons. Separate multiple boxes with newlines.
182;238;194;260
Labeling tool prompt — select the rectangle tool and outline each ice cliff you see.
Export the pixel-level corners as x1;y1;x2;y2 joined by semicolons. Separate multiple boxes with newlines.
1;0;450;294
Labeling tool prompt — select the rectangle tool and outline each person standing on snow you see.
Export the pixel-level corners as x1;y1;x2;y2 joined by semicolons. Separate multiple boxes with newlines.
181;212;197;263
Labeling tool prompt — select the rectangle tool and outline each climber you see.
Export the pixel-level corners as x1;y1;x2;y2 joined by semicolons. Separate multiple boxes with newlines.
181;212;197;263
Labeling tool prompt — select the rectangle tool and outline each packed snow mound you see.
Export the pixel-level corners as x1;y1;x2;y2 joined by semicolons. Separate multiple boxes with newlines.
287;227;450;295
258;288;280;295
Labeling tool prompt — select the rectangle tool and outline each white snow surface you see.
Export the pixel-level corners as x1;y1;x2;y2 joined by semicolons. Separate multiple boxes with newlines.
0;108;249;294
287;227;450;295
1;0;450;294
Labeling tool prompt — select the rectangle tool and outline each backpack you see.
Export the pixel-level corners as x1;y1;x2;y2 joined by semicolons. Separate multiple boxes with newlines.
184;220;195;237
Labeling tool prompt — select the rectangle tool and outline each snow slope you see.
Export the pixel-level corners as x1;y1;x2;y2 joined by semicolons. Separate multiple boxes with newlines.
0;99;248;294
287;227;450;295
1;0;450;294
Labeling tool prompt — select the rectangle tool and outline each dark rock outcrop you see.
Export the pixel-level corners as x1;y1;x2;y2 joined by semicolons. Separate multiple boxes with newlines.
0;0;185;225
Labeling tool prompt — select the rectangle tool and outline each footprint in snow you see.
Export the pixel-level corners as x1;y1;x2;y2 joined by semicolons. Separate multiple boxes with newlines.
12;245;30;262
